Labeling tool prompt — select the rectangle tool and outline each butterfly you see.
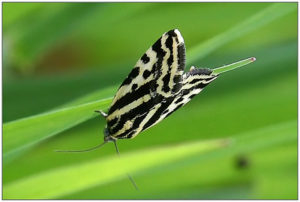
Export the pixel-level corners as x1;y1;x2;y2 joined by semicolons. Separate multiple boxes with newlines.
57;29;255;190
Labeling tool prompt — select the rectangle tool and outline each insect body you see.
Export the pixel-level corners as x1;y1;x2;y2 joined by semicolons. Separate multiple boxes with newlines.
102;29;218;142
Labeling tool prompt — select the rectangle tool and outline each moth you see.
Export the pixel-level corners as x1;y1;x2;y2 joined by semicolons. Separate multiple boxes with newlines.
58;29;255;189
97;29;254;144
101;29;216;141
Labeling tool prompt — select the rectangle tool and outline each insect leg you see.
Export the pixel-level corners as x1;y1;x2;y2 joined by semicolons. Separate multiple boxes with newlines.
113;140;139;191
94;110;108;118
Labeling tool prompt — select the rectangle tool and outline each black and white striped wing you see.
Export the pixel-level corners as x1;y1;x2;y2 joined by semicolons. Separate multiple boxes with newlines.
142;68;218;132
165;68;218;118
106;29;186;139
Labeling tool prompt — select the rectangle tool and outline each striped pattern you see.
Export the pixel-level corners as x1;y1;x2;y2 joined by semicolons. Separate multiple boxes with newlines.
102;29;218;140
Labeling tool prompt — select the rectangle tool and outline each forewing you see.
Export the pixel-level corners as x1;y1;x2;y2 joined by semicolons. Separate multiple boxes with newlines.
106;29;186;139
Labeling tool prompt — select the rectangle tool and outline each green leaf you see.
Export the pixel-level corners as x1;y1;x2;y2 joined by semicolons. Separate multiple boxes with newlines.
3;138;228;199
187;3;296;66
3;120;296;199
60;86;116;108
3;98;112;160
212;57;256;75
62;121;296;199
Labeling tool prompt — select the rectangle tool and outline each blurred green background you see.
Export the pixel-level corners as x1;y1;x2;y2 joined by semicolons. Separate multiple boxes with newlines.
3;2;297;199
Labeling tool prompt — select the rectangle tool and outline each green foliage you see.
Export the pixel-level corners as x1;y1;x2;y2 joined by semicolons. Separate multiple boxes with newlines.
3;98;112;161
4;139;229;199
3;2;297;199
187;3;296;65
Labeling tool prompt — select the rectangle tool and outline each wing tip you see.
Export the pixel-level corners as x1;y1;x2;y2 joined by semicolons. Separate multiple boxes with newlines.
166;29;184;44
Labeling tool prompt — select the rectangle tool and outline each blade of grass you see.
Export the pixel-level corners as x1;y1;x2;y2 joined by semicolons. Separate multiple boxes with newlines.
187;3;296;66
60;85;117;108
62;120;296;199
212;57;256;75
3;98;112;161
3;119;296;199
3;138;229;199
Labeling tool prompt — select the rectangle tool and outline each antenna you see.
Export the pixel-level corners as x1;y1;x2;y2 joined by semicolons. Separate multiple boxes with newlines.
55;138;139;190
113;140;139;191
55;141;108;153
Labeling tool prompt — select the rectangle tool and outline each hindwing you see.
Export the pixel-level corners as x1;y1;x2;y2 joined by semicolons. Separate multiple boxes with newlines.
141;67;218;132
